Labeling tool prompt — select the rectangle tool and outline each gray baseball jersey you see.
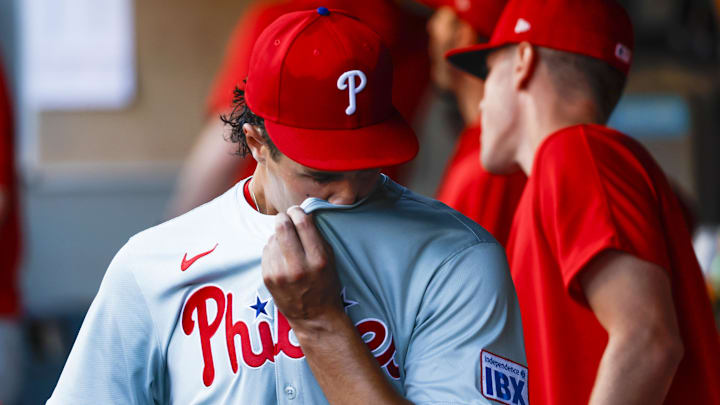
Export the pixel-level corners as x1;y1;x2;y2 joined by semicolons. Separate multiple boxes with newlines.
48;176;528;405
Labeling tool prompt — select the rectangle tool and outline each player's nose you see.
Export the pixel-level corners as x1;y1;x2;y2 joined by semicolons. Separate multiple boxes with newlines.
327;189;358;206
327;179;360;206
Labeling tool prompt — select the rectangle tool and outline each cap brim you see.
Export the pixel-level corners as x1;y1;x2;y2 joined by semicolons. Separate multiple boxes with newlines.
264;110;418;171
445;42;504;79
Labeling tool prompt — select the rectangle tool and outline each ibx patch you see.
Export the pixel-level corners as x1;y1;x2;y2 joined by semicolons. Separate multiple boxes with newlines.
481;350;529;405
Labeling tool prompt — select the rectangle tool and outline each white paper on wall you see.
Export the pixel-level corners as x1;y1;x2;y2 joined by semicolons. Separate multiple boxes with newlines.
21;0;135;110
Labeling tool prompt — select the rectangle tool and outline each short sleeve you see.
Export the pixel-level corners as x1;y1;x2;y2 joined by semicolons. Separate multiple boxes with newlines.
404;243;528;405
537;129;672;301
47;245;165;405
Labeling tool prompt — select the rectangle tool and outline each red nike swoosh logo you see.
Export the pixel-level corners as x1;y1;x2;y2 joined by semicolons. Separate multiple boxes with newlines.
181;244;219;271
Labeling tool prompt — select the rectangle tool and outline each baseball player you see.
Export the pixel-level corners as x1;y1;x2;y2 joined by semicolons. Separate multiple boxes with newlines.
447;0;720;404
168;0;431;217
0;55;22;405
49;8;527;405
421;0;526;246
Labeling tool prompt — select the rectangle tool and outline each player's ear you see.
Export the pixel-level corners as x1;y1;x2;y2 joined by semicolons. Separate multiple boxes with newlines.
513;42;537;89
243;124;267;164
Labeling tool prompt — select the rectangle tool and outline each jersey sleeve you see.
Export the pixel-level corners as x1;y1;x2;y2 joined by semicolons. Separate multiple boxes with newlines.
47;244;165;405
403;242;528;405
538;131;672;303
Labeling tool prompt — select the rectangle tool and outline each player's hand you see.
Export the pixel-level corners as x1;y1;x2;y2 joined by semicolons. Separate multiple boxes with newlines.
262;206;344;330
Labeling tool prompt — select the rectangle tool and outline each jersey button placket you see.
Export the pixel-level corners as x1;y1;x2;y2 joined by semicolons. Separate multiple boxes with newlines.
284;385;297;400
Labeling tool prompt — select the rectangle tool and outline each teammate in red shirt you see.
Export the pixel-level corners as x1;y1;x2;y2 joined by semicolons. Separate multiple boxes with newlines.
420;0;525;246
447;0;720;404
169;0;430;216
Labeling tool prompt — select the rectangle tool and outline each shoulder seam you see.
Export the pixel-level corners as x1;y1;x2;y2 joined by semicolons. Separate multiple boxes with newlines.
396;191;486;244
435;240;496;271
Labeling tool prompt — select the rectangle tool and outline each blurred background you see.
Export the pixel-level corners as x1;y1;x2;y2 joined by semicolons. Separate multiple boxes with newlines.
0;0;718;403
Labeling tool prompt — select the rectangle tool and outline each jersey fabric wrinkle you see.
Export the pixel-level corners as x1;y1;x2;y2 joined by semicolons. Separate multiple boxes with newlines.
48;175;527;405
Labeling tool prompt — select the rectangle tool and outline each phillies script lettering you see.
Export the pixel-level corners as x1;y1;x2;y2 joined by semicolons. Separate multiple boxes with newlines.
182;285;400;387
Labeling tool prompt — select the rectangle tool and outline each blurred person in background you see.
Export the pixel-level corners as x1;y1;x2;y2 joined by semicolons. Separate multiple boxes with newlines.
421;0;526;247
447;0;720;403
168;0;430;217
709;0;720;327
0;56;22;405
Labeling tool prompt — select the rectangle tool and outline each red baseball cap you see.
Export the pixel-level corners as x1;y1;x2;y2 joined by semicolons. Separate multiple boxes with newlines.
416;0;508;38
445;0;634;78
245;7;418;171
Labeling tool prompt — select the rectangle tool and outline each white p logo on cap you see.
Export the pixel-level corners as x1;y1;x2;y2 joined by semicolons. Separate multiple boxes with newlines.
337;70;367;116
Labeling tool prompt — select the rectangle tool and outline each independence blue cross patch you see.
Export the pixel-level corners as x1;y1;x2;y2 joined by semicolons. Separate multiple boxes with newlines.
481;350;529;405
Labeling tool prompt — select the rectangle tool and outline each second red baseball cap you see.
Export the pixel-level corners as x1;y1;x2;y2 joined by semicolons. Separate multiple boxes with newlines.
245;7;418;171
445;0;634;78
416;0;508;38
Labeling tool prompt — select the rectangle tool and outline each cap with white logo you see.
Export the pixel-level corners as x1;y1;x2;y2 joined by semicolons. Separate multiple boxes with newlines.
245;7;418;171
445;0;635;78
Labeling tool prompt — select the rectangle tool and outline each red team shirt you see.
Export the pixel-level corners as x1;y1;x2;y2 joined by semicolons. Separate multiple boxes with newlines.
508;124;720;405
0;62;20;317
436;122;526;246
207;0;430;184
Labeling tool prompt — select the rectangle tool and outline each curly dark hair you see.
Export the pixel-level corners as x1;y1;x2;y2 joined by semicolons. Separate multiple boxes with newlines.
220;85;280;158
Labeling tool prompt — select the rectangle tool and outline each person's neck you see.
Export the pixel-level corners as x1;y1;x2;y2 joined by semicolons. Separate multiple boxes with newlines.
249;169;277;216
515;94;603;175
